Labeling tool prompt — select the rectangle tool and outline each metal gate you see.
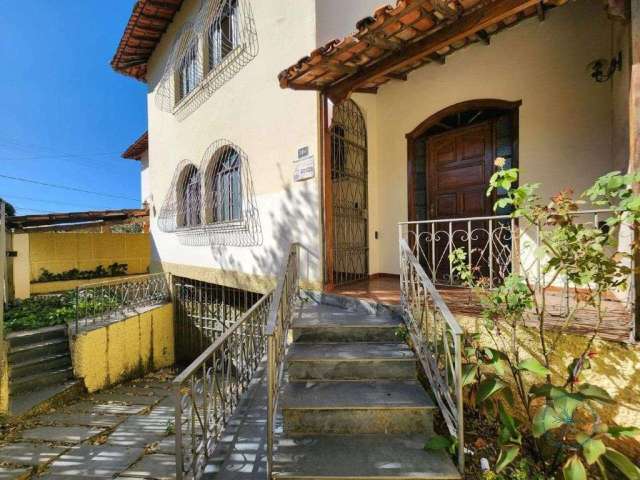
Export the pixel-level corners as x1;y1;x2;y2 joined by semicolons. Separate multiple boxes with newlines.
172;276;261;364
330;99;369;286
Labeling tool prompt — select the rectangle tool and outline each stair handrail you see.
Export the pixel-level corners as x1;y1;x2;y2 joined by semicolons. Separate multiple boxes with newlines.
173;289;273;480
266;242;300;478
398;237;465;472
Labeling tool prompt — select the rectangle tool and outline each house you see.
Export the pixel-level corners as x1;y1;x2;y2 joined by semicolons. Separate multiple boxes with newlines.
122;131;151;209
112;0;635;335
110;0;640;477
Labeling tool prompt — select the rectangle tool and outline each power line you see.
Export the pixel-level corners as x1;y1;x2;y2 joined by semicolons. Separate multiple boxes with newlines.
0;174;139;202
2;194;109;210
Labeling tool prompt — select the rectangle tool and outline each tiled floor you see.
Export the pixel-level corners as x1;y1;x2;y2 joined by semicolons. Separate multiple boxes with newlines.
0;370;177;480
331;277;634;342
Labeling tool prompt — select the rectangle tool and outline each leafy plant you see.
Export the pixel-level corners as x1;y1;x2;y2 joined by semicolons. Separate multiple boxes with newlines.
446;165;640;479
34;263;129;283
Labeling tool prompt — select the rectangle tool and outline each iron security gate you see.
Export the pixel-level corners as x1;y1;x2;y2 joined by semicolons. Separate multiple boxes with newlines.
330;99;369;286
172;276;261;364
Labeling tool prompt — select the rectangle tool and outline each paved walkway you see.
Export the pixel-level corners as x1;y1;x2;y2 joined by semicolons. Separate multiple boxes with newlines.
0;370;177;480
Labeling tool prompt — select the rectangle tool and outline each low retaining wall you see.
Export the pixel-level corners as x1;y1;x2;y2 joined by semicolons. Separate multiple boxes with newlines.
456;313;640;458
71;303;174;393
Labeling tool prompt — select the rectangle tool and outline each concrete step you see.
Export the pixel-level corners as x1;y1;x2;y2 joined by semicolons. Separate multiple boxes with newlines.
6;325;67;349
274;434;461;479
292;307;401;343
281;381;435;435
10;367;75;395
10;353;72;380
8;337;69;364
287;343;417;381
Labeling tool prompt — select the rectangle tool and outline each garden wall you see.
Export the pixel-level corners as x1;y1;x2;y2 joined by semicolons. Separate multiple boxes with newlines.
11;231;151;299
70;303;174;392
30;274;147;296
457;314;640;459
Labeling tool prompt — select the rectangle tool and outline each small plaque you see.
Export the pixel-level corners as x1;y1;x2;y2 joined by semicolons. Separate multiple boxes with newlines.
297;146;310;161
6;251;17;257
294;157;315;182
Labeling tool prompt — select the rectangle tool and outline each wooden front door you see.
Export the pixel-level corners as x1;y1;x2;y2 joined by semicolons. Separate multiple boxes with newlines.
427;121;494;220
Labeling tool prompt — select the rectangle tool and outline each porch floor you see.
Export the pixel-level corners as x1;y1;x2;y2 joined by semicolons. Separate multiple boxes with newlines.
331;278;634;343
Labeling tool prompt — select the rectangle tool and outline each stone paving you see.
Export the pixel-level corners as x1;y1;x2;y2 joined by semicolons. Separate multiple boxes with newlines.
0;370;177;480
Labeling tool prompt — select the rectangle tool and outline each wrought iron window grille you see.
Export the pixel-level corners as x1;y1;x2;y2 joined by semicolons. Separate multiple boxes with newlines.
158;139;261;247
155;0;258;120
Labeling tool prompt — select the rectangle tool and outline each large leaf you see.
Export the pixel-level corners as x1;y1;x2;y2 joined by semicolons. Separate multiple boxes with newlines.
424;435;452;452
461;364;478;387
496;445;520;473
530;383;553;399
608;426;640;438
498;402;521;444
477;376;507;403
550;387;585;419
576;433;606;465
517;358;551;377
563;455;587;480
532;405;564;438
579;384;614;403
603;448;640;479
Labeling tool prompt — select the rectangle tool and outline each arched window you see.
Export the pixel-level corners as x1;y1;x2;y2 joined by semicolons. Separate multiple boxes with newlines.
178;165;201;228
178;43;200;101
208;0;239;69
209;147;242;222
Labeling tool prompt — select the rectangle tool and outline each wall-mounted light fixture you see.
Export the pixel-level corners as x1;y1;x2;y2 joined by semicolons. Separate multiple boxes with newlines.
589;51;623;83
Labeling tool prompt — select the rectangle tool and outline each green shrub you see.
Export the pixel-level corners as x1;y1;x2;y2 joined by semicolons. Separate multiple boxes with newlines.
34;263;128;283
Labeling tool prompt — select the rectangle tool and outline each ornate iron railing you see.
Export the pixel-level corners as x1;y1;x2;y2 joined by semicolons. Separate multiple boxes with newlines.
266;243;300;478
399;238;464;472
399;209;631;290
173;291;272;480
74;273;171;332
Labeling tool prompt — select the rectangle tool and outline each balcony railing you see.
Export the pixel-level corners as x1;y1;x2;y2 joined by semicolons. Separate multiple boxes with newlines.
173;290;273;480
399;238;464;472
74;273;171;333
399;210;634;295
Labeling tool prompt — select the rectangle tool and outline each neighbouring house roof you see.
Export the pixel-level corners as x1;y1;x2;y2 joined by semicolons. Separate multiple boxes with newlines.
122;131;149;161
278;0;619;103
7;209;149;230
111;0;184;81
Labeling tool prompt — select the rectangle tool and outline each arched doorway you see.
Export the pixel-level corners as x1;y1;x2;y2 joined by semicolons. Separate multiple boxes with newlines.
407;99;521;222
330;99;368;286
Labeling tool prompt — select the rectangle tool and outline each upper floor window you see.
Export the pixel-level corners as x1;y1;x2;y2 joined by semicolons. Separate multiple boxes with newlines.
178;165;201;228
178;44;200;100
208;0;239;69
212;147;242;222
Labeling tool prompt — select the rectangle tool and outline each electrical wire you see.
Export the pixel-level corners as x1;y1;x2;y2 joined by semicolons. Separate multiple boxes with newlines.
0;173;139;202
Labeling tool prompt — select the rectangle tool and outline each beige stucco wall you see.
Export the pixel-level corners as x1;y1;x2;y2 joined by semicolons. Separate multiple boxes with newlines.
140;151;151;207
146;0;324;291
355;0;628;275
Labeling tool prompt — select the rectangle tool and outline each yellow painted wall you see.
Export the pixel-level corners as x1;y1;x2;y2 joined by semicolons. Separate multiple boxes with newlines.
71;303;174;393
29;232;150;281
0;340;8;415
457;313;640;458
11;233;30;300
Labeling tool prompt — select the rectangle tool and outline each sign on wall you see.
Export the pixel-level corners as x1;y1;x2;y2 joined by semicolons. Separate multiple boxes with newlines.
294;146;315;182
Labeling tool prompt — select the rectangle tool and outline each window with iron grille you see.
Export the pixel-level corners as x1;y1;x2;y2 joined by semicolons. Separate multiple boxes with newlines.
178;44;200;101
178;165;201;228
212;147;242;222
208;0;239;70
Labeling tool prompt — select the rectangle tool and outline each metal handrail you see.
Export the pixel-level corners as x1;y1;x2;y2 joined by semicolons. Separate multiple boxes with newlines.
266;243;300;478
399;238;464;472
173;290;273;480
74;272;171;332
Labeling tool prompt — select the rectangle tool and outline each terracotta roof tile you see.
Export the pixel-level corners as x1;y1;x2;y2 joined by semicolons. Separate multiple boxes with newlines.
122;131;149;160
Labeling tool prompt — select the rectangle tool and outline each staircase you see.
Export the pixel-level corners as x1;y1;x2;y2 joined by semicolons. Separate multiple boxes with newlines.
273;297;461;479
6;325;76;414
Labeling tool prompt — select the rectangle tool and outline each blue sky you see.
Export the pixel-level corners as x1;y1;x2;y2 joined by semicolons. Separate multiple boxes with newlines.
0;1;147;215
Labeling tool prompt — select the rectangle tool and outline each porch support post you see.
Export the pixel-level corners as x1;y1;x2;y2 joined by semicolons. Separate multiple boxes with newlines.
320;93;335;289
630;0;640;341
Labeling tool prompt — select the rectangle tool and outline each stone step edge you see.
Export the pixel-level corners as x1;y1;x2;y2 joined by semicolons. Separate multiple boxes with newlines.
10;367;74;388
8;337;68;354
10;352;71;370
